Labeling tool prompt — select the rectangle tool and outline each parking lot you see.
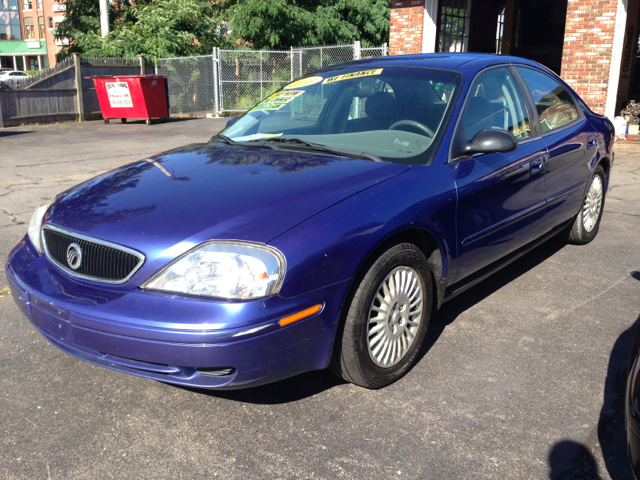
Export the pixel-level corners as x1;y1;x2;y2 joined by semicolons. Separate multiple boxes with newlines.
1;118;639;479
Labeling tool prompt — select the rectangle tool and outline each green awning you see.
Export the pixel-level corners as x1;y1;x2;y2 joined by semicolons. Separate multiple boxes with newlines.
0;40;47;55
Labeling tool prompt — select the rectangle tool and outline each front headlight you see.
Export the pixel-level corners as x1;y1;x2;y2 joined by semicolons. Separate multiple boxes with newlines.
27;198;55;253
142;241;286;300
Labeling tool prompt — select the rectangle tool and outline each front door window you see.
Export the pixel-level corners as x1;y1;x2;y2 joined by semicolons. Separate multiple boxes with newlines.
459;67;532;142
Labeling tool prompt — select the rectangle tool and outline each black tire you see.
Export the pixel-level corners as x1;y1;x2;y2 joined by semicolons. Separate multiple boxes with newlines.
121;118;127;124
145;119;152;126
103;119;110;124
330;243;433;389
566;165;606;245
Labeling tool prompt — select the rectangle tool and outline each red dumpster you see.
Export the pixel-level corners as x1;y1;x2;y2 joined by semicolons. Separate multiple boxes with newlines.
88;75;169;125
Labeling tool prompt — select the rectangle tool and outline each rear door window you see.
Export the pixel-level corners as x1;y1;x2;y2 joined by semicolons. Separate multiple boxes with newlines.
516;67;580;133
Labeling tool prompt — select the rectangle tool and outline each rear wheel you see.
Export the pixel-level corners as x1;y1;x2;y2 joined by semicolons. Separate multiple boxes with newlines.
121;118;127;124
330;243;432;388
565;165;606;245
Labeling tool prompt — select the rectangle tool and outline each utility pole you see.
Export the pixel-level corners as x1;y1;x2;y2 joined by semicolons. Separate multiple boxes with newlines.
100;0;109;37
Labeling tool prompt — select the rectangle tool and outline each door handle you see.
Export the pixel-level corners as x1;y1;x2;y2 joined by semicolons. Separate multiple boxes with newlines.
587;135;597;149
530;155;546;174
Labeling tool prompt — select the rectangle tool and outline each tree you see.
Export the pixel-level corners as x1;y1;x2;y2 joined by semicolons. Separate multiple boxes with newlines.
222;0;391;50
54;0;106;57
56;0;228;61
55;0;390;60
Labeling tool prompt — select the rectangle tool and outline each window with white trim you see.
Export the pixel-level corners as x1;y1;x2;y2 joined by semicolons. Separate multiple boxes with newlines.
438;0;472;53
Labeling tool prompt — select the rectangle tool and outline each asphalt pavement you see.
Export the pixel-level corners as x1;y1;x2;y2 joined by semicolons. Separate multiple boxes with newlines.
1;119;639;479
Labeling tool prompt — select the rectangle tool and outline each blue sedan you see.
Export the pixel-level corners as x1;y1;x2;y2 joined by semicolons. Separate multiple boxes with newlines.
6;54;614;389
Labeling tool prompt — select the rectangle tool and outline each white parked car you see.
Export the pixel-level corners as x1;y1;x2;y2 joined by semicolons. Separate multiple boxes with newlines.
0;70;31;82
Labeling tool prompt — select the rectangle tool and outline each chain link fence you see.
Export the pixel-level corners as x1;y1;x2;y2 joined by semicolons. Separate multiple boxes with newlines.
157;42;387;117
291;44;358;79
156;55;217;117
218;49;294;114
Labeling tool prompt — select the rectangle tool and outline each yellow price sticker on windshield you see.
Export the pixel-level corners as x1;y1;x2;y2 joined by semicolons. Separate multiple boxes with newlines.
252;102;287;111
284;76;323;90
268;91;305;100
250;90;304;112
322;69;383;85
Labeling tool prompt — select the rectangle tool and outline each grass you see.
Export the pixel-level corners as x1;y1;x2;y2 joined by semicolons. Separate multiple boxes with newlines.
0;287;10;297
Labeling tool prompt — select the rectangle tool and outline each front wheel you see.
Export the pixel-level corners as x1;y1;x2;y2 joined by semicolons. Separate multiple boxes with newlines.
565;165;606;245
330;243;433;388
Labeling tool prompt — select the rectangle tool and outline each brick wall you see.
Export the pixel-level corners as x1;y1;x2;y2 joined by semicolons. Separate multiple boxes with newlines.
560;0;618;114
390;0;425;56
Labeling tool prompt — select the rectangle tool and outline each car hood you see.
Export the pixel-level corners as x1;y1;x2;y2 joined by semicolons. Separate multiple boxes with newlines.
46;142;408;285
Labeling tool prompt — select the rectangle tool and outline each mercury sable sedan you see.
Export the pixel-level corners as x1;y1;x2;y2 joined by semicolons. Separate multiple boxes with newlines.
6;54;614;389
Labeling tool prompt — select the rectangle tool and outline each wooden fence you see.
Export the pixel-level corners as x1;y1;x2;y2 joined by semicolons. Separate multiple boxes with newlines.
0;54;154;127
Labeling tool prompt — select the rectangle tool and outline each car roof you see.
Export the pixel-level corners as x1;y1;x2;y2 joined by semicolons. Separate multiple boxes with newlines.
331;53;547;75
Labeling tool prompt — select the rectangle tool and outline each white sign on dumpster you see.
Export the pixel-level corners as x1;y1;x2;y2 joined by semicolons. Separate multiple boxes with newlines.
105;82;133;108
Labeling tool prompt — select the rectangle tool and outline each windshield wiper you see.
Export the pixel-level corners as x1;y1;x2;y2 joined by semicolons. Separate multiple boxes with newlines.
210;134;280;150
210;134;237;145
246;137;382;162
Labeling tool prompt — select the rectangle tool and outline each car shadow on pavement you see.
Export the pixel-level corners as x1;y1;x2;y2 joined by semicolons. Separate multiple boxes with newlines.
547;274;640;480
111;117;208;125
419;236;568;363
0;130;33;137
179;369;348;404
548;440;602;479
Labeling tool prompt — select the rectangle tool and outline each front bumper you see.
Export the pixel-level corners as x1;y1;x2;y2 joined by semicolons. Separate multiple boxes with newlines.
6;237;350;389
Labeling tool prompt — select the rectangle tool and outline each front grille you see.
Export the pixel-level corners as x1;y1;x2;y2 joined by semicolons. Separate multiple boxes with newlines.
42;226;144;283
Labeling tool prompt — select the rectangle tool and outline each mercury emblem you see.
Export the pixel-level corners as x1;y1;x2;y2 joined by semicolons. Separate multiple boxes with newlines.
66;243;82;270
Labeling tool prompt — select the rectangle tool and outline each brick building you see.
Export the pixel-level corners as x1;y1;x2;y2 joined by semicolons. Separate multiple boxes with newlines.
390;0;637;119
0;0;66;71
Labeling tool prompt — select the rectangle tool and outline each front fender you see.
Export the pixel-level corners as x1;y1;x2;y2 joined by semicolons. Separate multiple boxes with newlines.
269;165;458;299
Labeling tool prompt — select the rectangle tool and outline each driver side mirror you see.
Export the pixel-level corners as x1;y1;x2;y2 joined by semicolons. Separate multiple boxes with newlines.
452;129;518;160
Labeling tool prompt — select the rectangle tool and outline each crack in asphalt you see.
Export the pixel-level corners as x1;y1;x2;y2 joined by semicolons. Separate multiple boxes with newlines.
1;182;41;189
607;210;640;217
0;208;25;226
605;196;631;202
608;182;639;190
545;276;628;321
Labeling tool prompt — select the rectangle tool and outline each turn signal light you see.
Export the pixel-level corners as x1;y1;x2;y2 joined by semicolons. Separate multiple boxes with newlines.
278;304;323;327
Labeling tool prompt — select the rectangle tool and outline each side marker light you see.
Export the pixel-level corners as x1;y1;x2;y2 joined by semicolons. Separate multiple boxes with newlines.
278;304;323;327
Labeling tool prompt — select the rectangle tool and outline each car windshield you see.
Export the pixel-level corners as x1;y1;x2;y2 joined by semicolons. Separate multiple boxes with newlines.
220;66;462;165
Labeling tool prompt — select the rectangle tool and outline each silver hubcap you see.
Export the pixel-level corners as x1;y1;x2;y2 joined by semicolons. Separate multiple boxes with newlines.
582;175;603;233
367;266;424;368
